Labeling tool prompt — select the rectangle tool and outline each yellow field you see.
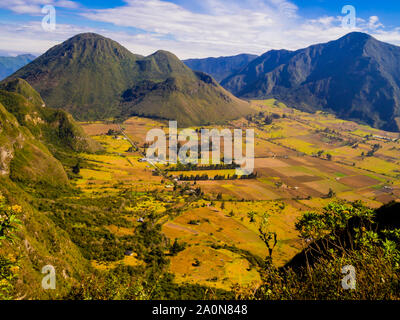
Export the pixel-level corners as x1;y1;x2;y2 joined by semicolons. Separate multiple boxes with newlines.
77;103;400;290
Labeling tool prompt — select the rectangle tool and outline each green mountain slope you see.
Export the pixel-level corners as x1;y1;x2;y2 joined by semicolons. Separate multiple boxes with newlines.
0;101;68;188
9;33;252;125
0;78;102;153
222;32;400;132
9;33;143;120
0;79;101;299
121;51;252;126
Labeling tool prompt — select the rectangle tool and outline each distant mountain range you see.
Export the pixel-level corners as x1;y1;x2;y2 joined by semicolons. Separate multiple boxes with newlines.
0;54;35;80
221;32;400;132
8;32;400;131
184;54;257;82
8;33;251;126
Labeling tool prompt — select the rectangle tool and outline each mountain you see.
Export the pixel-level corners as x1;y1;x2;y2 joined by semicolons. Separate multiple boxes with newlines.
8;33;143;120
222;32;400;132
0;78;101;187
120;50;252;126
184;54;257;82
0;80;97;298
9;33;252;126
0;78;102;154
0;54;35;80
0;77;102;190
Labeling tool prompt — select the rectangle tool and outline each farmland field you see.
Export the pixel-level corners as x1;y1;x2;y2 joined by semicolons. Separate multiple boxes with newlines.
77;99;400;290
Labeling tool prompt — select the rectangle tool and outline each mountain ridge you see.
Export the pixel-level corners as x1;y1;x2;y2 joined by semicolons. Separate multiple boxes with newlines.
222;32;400;132
184;54;258;82
9;33;252;126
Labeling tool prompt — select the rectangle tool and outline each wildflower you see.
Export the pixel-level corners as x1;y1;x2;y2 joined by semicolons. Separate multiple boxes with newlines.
11;205;22;213
10;266;19;274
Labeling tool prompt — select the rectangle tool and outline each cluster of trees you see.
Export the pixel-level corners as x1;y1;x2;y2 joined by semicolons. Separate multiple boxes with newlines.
46;193;139;262
106;129;121;136
177;172;258;181
167;162;240;172
246;111;284;125
362;144;382;157
315;150;332;161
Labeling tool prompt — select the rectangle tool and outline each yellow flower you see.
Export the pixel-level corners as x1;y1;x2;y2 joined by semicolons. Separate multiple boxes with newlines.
0;279;8;286
7;254;16;263
10;266;19;274
11;205;22;213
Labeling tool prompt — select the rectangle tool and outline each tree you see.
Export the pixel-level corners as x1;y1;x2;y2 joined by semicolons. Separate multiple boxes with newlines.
170;239;186;256
72;161;81;174
259;214;277;263
327;188;335;198
248;211;256;223
264;115;273;125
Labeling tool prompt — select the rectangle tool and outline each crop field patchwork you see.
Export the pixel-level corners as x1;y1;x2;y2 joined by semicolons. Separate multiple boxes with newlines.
77;100;400;290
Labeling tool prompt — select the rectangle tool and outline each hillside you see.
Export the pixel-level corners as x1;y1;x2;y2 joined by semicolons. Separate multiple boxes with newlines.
9;33;143;120
121;51;252;126
0;79;105;298
0;78;102;153
0;54;35;80
9;33;252;126
184;54;257;82
222;32;400;132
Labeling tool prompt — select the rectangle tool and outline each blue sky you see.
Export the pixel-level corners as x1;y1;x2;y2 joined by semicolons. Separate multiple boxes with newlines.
1;0;400;59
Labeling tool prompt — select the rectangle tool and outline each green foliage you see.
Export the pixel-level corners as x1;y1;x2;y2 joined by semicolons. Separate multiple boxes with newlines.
66;268;233;300
0;79;102;154
0;195;21;300
295;201;374;243
247;201;400;300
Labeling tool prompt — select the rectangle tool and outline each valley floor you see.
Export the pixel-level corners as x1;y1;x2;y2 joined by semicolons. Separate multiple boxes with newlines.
74;99;400;291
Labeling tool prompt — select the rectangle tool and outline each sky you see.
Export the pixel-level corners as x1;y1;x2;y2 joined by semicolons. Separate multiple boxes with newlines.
1;0;400;59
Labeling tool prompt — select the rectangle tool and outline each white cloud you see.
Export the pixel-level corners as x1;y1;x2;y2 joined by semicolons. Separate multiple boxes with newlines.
78;0;400;58
1;0;400;59
0;0;79;14
0;21;94;55
368;16;384;30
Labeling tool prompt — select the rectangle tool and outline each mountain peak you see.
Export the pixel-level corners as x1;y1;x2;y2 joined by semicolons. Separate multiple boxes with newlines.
339;32;374;43
8;33;251;125
151;50;181;63
67;32;108;42
223;32;400;131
